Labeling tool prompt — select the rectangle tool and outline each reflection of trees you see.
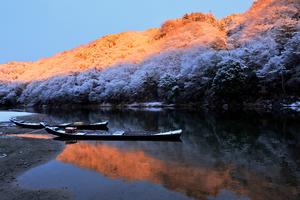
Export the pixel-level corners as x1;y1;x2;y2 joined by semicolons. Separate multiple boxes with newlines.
57;143;235;200
57;141;298;200
24;108;299;199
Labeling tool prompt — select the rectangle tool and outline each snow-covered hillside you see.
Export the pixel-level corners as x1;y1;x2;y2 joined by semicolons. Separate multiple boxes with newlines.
0;0;299;109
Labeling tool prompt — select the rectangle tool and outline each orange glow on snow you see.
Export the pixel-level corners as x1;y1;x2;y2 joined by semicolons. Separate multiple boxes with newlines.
0;13;226;82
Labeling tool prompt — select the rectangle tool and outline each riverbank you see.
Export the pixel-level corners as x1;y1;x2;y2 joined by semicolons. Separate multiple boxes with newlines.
0;124;71;200
3;99;300;115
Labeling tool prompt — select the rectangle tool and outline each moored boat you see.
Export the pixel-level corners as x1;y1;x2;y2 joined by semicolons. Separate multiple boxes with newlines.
44;126;182;141
11;118;109;130
10;118;44;129
56;121;108;130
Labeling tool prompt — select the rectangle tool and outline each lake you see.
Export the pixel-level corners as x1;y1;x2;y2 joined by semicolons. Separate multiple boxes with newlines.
7;108;299;200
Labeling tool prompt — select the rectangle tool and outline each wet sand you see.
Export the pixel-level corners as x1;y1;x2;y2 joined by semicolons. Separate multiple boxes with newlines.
0;123;71;200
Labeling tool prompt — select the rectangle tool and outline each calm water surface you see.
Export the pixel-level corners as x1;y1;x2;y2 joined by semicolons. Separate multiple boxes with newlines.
0;110;32;122
13;109;300;200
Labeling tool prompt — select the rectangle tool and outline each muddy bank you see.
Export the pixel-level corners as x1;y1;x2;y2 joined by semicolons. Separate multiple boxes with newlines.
0;124;71;200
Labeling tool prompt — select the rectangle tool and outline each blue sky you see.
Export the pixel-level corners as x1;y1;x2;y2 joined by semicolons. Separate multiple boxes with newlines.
0;0;253;63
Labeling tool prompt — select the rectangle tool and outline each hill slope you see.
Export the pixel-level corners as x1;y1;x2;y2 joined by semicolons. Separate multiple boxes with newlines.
0;13;225;82
0;0;299;109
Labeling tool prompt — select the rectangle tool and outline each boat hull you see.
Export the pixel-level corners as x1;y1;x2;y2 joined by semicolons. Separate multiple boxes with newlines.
10;119;44;129
45;127;181;141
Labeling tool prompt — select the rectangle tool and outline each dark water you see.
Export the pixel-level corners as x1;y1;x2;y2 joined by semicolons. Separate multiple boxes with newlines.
15;108;300;200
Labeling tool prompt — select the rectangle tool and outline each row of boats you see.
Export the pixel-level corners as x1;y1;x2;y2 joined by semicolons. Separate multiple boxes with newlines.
10;118;182;141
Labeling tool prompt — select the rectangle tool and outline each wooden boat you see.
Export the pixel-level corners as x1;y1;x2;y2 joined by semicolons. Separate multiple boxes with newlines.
11;119;108;130
10;118;44;129
44;126;182;141
55;121;108;130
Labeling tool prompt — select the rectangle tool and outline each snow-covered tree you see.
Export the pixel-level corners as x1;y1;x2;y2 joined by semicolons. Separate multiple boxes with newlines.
211;58;256;102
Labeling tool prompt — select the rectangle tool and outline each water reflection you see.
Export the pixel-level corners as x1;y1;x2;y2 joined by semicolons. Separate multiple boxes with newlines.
18;108;300;200
19;160;192;200
9;133;52;139
58;142;233;199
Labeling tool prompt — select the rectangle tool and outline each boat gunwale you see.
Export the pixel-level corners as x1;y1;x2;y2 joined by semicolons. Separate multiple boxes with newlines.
44;126;182;141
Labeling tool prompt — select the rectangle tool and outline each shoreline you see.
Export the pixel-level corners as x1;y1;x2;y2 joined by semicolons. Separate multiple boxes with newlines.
2;99;300;113
0;124;71;200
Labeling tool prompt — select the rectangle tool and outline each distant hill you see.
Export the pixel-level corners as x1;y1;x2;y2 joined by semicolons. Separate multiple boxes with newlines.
0;13;226;82
0;0;299;109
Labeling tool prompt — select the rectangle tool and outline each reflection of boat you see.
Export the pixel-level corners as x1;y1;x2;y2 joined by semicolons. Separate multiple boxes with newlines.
64;140;78;145
45;126;182;141
55;121;108;130
10;118;44;129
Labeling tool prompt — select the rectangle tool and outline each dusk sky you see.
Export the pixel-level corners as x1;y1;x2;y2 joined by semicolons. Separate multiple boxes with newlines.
0;0;253;63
